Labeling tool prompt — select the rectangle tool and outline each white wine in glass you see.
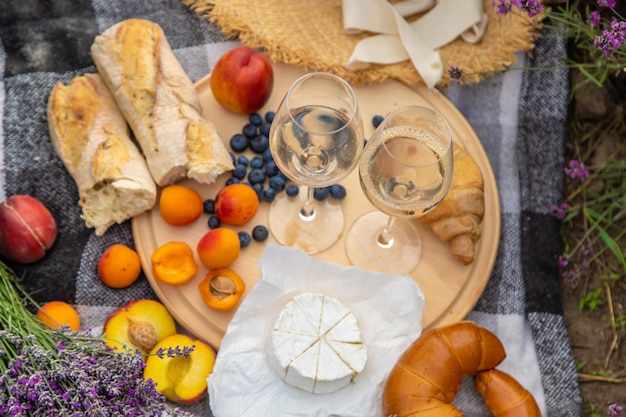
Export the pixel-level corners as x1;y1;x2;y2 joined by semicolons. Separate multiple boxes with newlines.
268;72;364;254
346;105;453;275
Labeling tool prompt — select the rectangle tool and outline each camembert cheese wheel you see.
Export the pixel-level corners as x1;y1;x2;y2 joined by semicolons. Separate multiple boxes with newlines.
267;292;368;394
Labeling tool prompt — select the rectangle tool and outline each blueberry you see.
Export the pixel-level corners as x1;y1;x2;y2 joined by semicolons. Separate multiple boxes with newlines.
285;183;299;197
229;152;237;166
249;134;269;154
265;160;279;177
250;156;264;169
230;134;248;152
225;177;240;185
203;199;215;214
265;111;275;123
259;122;271;136
238;231;252;248
252;225;269;242
248;168;266;184
262;149;274;163
372;114;385;128
278;171;289;182
233;164;248;179
249;113;263;126
268;175;286;192
237;155;249;166
263;187;277;202
313;187;330;201
208;215;221;229
242;123;257;138
252;183;264;200
329;184;347;200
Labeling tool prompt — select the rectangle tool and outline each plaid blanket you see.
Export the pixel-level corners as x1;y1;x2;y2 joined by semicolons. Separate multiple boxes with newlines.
0;0;582;415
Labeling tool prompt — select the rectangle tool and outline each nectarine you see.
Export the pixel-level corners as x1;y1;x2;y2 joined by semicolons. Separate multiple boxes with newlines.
197;228;240;269
0;195;57;263
144;333;216;404
210;46;274;114
214;183;259;226
103;299;176;354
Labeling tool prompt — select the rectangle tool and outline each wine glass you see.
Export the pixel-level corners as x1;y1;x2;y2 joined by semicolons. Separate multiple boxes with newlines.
346;105;454;275
267;72;364;254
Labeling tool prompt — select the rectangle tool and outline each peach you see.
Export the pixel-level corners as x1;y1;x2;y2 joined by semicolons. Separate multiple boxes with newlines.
197;228;240;270
103;299;177;354
210;46;274;114
144;333;216;404
214;183;259;226
0;195;57;263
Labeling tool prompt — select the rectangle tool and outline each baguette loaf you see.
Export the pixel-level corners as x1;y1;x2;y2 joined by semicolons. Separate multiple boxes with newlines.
90;18;233;186
47;73;157;236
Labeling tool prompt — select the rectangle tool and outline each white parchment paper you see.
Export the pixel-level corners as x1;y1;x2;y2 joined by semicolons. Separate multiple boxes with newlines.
207;244;425;417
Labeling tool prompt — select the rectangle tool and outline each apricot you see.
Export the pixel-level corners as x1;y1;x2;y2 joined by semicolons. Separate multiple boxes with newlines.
198;268;246;311
159;184;204;226
197;228;240;270
151;241;198;286
144;333;216;404
214;183;259;226
0;195;57;263
103;299;177;354
37;301;81;331
98;244;142;288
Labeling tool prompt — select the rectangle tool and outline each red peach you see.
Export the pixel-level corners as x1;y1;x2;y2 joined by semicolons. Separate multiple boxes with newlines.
0;195;57;263
210;46;274;114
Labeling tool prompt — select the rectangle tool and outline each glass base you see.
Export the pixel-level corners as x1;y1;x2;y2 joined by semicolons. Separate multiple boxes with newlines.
268;191;344;255
345;211;422;275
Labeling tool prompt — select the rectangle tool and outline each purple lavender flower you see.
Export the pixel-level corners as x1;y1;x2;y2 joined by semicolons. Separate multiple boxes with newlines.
594;19;626;57
589;11;601;27
549;202;570;220
598;0;616;7
558;253;570;268
564;159;590;181
609;403;622;417
448;66;465;82
492;0;543;17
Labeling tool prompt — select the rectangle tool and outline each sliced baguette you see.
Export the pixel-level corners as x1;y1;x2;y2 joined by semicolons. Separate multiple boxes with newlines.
47;73;157;236
90;18;233;186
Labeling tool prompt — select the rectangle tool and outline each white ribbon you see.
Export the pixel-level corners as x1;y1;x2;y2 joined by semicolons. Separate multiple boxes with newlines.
342;0;488;88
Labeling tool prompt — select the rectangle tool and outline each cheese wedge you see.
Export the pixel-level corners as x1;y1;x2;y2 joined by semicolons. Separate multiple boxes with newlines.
267;292;368;394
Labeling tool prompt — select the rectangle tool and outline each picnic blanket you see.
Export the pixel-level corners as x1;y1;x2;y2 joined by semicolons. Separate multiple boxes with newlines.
0;0;582;415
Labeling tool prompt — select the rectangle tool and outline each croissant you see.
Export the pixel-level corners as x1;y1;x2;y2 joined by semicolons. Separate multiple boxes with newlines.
416;144;484;265
474;369;542;417
383;321;506;417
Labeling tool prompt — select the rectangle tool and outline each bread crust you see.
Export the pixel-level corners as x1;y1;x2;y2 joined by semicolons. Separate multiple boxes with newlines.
47;73;157;235
416;144;485;264
90;18;233;186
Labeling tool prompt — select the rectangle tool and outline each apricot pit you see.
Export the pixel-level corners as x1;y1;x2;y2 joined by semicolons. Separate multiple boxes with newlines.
198;268;246;311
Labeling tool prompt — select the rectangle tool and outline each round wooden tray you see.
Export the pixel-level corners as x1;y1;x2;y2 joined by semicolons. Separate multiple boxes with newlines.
131;63;501;349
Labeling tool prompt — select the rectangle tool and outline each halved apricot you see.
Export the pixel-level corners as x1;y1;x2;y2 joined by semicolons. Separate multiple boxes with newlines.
198;268;246;311
151;241;198;285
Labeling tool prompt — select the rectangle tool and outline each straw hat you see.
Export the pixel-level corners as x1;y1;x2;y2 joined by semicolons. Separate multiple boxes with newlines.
184;0;542;87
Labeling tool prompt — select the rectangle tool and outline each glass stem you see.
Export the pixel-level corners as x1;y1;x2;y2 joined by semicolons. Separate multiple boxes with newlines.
377;216;396;247
299;186;316;221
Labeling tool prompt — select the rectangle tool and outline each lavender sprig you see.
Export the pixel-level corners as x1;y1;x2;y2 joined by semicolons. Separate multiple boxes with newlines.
0;262;194;417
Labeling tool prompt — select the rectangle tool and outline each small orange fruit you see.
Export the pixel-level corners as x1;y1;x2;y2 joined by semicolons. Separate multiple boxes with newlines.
98;244;142;289
198;268;246;311
37;301;81;331
197;228;241;269
159;184;204;226
151;241;198;285
214;183;259;226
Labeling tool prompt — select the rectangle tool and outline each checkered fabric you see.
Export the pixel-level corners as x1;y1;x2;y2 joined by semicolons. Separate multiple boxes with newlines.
0;0;582;415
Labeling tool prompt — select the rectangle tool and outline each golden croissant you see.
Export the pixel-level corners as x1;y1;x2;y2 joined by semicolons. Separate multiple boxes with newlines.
416;144;485;265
